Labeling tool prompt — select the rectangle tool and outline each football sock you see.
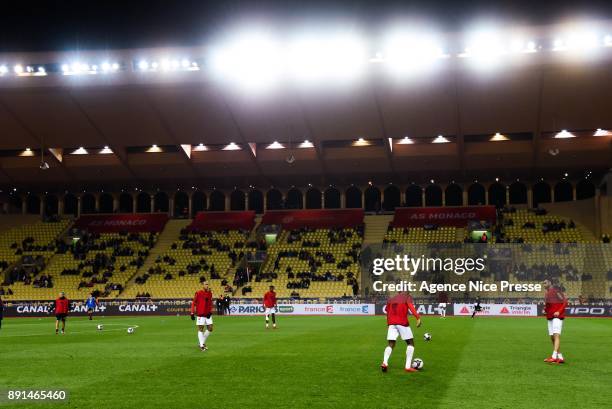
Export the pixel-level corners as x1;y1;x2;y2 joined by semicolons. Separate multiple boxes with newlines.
552;351;558;359
405;345;415;369
383;346;392;365
203;330;210;344
198;331;205;347
265;314;269;323
557;353;563;360
271;314;276;324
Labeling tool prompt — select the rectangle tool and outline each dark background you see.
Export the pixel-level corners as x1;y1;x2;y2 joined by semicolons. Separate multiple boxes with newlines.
1;0;612;52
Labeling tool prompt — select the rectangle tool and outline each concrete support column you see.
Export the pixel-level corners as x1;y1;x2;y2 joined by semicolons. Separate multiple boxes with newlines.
94;194;100;213
188;193;193;217
132;195;138;214
400;190;406;207
263;193;268;211
421;189;426;207
40;196;45;216
169;195;174;217
58;197;65;216
245;192;250;211
224;194;230;211
462;190;468;206
321;192;325;209
340;191;346;208
484;189;489;205
361;190;365;209
302;191;306;209
77;196;82;217
572;184;577;201
150;195;155;213
551;185;555;203
527;187;533;208
113;195;119;213
505;186;510;205
441;186;446;206
21;197;27;214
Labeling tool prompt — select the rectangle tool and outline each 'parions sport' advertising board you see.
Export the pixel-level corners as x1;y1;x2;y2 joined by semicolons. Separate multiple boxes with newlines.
454;303;538;316
228;303;375;316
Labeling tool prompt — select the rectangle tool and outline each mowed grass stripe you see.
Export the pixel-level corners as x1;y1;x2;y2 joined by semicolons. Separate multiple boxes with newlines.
1;316;610;409
437;318;612;409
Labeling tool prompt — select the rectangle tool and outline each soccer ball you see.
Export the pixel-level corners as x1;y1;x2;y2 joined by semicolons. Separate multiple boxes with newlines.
412;358;424;370
96;324;104;331
127;327;135;334
423;332;432;341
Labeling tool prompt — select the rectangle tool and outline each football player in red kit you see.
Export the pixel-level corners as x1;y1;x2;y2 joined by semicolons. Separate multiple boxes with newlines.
543;279;568;364
54;292;70;335
263;285;277;329
191;281;213;351
381;292;422;373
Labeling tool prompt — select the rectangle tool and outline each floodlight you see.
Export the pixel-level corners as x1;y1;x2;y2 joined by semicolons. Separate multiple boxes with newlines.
71;147;88;155
397;136;414;145
223;142;241;151
211;30;283;91
462;28;506;68
299;140;314;148
287;32;367;83
382;30;444;75
554;130;575;139
490;132;509;141
433;135;450;143
594;128;611;136
266;141;285;150
0;65;8;74
138;60;149;70
13;64;23;74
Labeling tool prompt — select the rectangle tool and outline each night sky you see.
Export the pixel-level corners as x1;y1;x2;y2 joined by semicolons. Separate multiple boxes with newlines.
1;0;612;52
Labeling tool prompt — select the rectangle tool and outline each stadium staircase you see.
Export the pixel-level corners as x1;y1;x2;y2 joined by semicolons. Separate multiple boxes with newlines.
363;215;393;245
122;219;191;292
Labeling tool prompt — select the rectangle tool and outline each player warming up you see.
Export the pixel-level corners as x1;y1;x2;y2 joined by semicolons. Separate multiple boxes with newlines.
471;298;482;318
263;285;278;329
543;279;568;364
84;293;98;320
53;292;70;334
381;292;421;373
191;281;213;351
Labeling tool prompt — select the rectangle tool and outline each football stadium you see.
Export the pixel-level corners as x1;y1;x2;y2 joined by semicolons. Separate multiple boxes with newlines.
0;2;611;408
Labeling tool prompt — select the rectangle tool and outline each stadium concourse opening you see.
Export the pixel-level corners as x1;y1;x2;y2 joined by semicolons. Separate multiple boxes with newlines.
0;5;612;408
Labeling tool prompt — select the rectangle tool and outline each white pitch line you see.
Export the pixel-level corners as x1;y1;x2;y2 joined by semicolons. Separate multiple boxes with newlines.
0;324;140;338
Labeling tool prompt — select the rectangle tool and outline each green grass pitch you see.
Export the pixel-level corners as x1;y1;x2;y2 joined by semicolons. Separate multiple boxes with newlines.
1;315;611;409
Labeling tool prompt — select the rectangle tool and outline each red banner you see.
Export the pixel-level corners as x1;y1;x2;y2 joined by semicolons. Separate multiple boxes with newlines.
262;209;364;229
74;213;169;233
392;206;496;227
189;211;255;231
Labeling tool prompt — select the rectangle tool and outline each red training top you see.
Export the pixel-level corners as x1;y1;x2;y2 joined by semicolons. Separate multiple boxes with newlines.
263;291;277;308
55;297;70;314
386;293;420;326
191;290;213;316
544;286;567;320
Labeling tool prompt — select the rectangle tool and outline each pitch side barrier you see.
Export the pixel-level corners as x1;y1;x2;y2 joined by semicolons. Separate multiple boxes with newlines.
1;298;375;317
4;298;611;318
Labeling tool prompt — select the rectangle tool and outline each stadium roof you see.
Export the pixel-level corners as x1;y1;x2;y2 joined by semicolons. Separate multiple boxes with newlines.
0;23;610;191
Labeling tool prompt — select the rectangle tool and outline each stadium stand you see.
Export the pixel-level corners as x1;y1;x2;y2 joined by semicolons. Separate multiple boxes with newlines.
121;212;256;299
0;218;72;299
249;226;363;299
